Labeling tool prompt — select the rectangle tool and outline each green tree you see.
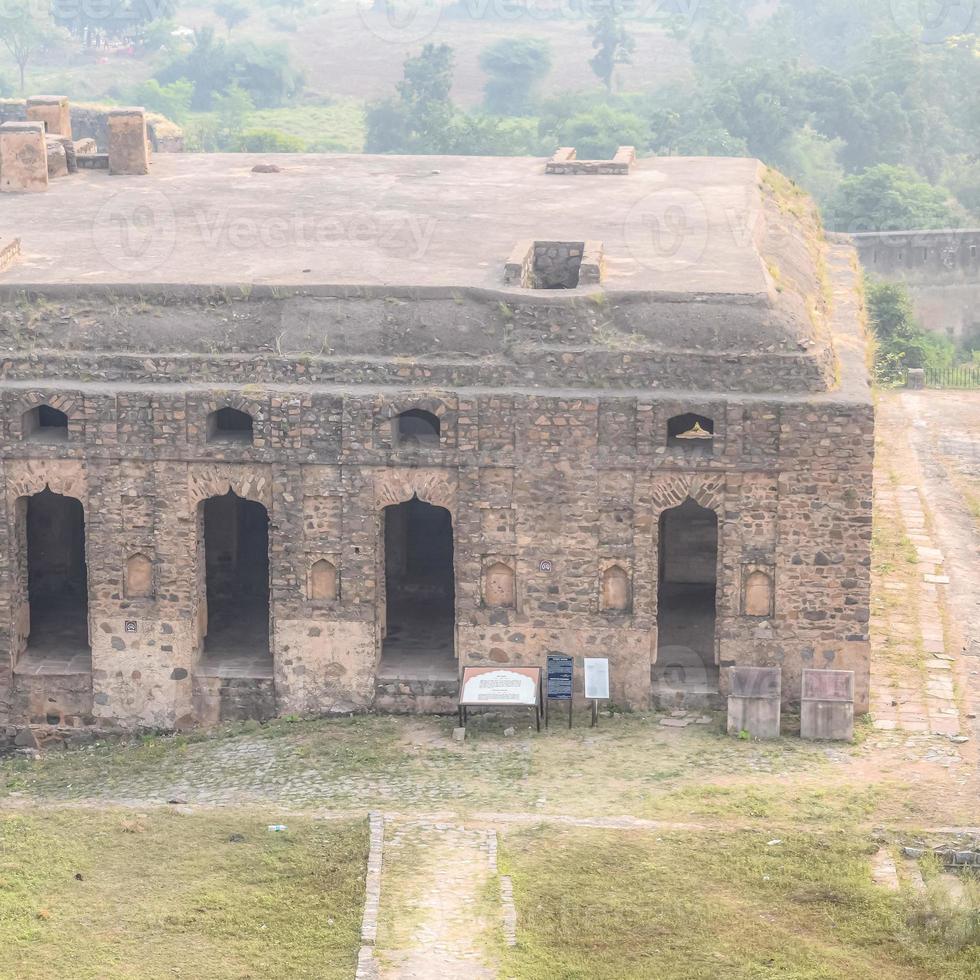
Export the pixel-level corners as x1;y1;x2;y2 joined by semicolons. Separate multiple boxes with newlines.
865;277;954;383
365;44;456;153
827;165;958;232
127;79;194;123
158;29;303;109
479;38;551;116
588;4;635;92
548;104;648;159
53;0;177;45
0;1;60;92
216;0;249;36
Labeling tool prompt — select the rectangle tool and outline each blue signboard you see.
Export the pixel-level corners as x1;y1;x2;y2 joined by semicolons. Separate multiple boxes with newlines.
546;654;574;702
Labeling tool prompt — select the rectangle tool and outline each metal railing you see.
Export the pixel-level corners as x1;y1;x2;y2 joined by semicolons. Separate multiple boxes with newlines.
922;366;980;389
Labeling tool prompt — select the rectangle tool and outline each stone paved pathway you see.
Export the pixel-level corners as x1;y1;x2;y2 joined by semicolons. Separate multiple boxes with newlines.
376;820;498;979
870;398;963;735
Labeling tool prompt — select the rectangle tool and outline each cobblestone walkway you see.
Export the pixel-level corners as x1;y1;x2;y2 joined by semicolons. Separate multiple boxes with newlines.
871;398;963;735
376;820;498;979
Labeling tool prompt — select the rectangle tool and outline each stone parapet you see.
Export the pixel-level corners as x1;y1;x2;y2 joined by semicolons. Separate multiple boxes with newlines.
108;107;149;175
546;145;636;175
0;121;48;192
26;95;71;139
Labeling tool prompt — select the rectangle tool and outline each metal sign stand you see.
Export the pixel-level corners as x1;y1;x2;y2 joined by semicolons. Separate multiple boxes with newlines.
544;653;574;730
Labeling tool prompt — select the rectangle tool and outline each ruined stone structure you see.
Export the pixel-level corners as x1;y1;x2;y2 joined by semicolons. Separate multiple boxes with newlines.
0;98;184;153
851;229;980;343
0;149;873;736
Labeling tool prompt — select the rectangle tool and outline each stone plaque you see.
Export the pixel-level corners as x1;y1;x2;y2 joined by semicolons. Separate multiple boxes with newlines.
729;665;781;699
801;669;854;703
124;620;138;633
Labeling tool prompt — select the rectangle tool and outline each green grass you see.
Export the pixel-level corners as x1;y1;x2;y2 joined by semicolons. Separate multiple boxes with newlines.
0;808;366;979
246;102;366;151
183;101;366;152
497;826;980;979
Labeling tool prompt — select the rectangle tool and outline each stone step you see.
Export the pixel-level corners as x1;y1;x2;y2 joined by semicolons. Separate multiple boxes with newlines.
375;677;460;715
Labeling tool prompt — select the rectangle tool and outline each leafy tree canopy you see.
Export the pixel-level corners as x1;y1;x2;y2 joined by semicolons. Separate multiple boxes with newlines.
826;165;959;232
479;37;551;116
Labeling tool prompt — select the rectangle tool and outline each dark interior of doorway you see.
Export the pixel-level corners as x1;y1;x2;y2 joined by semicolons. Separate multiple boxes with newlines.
380;496;455;680
200;491;272;677
22;488;91;672
654;497;718;695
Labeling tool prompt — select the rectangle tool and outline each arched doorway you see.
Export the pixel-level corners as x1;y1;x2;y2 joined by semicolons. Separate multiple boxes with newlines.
20;488;91;670
380;496;455;676
655;497;718;696
199;490;271;676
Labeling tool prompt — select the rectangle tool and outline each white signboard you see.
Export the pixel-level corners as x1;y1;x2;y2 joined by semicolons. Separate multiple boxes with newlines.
460;668;539;707
583;658;610;700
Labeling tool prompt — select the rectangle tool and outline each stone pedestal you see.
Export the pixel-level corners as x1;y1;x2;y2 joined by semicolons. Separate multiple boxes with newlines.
26;96;71;139
46;137;69;178
0;121;48;193
726;666;781;739
108;107;149;175
801;669;854;741
906;368;925;389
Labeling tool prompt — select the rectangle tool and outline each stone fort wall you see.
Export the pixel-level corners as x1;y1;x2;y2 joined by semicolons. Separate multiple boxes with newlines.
851;229;980;342
0;369;873;734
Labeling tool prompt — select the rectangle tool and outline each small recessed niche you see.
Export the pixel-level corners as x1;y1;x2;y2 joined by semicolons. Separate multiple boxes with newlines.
601;564;631;612
484;561;515;608
667;413;714;454
125;553;154;598
309;558;338;601
394;409;440;449
743;566;774;618
505;239;603;289
23;404;68;443
207;407;253;444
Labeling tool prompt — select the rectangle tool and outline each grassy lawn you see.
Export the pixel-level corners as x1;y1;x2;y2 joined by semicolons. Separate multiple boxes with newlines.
0;809;366;980
497;826;980;980
245;102;366;151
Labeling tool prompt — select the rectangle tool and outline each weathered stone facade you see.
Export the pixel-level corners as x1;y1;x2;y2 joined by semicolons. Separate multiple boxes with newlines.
0;153;873;735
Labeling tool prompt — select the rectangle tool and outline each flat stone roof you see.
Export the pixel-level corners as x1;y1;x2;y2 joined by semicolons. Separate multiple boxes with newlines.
2;153;772;295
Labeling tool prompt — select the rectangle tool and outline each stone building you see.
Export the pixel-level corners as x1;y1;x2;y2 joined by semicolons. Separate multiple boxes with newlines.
0;146;874;735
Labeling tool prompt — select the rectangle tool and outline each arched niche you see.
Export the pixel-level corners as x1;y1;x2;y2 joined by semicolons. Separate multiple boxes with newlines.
309;558;338;601
207;407;254;445
394;409;440;449
743;568;774;618
601;564;631;612
23;404;68;443
125;552;154;598
667;413;715;454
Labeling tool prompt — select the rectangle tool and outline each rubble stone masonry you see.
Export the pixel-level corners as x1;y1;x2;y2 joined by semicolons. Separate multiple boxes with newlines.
0;155;874;736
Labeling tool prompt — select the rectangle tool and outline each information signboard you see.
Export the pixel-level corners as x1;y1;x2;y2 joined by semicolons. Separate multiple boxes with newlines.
546;655;573;701
584;657;610;728
458;666;542;730
545;654;574;729
583;658;610;700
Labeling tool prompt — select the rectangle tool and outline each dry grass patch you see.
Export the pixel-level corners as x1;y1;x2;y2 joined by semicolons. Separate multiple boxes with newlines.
497;825;980;979
0;808;366;980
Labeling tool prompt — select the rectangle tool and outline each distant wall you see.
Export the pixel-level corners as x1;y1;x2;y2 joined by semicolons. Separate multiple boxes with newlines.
0;99;183;153
851;229;980;343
